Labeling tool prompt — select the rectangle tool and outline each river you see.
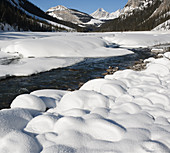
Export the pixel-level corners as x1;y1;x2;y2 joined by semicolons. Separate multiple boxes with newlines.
0;48;156;109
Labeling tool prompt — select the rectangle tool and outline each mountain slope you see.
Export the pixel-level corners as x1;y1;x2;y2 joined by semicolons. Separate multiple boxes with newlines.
47;5;93;25
0;0;55;31
99;0;170;32
0;0;85;32
153;19;170;31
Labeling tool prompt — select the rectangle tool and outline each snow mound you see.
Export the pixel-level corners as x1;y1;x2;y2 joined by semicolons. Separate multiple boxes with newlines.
145;63;169;76
80;78;127;97
53;116;126;142
31;89;69;108
57;90;111;112
0;108;32;137
11;94;46;111
0;131;40;153
25;114;60;134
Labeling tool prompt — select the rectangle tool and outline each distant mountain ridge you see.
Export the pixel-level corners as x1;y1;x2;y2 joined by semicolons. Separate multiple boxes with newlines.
1;0;170;32
91;8;121;20
47;1;170;31
46;5;93;25
99;0;170;31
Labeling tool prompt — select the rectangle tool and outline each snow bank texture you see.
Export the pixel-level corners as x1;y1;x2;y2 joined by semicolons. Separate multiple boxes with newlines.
0;32;134;79
103;31;170;48
0;31;170;79
0;31;170;152
2;34;132;58
1;52;170;152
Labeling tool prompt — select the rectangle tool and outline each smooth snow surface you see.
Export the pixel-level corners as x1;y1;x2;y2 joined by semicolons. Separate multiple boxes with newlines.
2;35;130;58
0;51;170;152
103;31;170;48
0;31;170;79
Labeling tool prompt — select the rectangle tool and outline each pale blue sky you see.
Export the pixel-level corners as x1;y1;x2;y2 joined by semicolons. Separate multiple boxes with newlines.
29;0;128;14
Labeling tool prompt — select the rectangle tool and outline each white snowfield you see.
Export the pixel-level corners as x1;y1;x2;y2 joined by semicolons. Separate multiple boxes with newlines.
103;31;170;48
0;31;170;79
1;51;170;152
0;32;133;79
0;31;170;153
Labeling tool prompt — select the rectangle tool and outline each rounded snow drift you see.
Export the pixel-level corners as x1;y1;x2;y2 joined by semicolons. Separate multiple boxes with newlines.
11;94;46;111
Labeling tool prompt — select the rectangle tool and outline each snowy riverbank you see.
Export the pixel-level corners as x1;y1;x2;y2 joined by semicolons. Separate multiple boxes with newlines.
0;31;170;153
1;50;170;152
0;31;170;79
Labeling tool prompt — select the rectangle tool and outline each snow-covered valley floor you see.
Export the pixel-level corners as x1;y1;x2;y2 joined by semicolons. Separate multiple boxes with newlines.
0;31;170;153
0;31;170;79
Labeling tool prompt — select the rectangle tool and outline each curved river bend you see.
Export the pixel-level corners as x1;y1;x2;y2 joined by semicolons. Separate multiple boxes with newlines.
0;48;154;109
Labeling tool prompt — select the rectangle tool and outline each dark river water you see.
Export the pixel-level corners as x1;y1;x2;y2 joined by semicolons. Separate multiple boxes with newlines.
0;48;155;109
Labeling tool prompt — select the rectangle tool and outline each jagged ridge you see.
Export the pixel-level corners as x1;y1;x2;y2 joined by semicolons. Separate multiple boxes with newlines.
99;0;170;31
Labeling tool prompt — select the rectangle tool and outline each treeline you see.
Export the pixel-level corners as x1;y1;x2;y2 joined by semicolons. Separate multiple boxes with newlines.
98;0;170;32
10;0;88;32
0;0;65;31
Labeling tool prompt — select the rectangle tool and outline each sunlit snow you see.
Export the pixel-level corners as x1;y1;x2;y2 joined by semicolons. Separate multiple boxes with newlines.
0;31;170;79
0;31;170;153
0;32;135;79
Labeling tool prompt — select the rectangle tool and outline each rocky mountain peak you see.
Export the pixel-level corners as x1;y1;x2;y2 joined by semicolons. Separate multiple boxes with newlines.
91;8;120;20
126;0;145;8
98;8;106;12
91;8;109;19
47;5;68;12
47;5;93;25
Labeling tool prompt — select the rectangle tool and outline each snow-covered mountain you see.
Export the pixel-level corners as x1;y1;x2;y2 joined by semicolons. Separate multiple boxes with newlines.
1;0;170;32
120;0;153;16
120;0;170;20
99;0;170;31
91;8;110;20
91;8;121;20
46;5;93;25
0;0;83;32
122;0;170;30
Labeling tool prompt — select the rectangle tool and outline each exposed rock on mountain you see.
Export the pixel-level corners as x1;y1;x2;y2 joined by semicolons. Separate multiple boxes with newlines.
99;0;170;31
1;0;169;32
47;5;93;25
91;8;121;20
91;8;110;20
0;0;85;32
